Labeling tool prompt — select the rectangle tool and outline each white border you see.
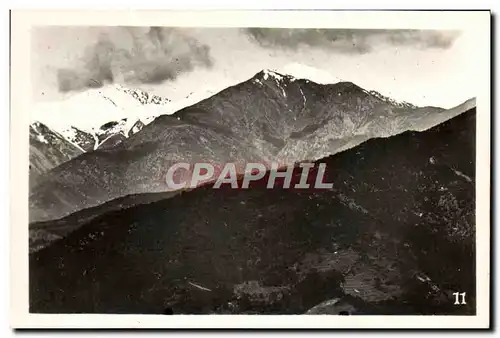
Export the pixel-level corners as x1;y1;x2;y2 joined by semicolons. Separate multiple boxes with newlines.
10;10;491;329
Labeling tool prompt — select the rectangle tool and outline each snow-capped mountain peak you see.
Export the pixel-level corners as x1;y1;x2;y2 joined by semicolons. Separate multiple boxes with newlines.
31;84;169;133
252;64;344;87
254;65;417;109
30;85;170;152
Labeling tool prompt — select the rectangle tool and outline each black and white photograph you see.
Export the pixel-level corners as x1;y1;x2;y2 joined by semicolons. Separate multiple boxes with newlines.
10;10;491;329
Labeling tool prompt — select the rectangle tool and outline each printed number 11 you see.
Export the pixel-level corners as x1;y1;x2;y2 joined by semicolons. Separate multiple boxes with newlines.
453;292;466;305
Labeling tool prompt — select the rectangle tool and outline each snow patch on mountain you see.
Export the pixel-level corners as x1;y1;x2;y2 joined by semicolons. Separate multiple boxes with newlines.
34;131;49;144
299;86;307;108
262;69;285;82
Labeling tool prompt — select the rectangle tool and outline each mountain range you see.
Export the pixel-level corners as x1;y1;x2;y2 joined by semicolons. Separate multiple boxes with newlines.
29;107;476;314
28;69;475;224
29;86;173;176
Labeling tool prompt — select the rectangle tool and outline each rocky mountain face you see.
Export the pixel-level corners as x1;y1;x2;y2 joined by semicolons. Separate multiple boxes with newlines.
29;122;84;181
29;69;475;223
29;108;476;314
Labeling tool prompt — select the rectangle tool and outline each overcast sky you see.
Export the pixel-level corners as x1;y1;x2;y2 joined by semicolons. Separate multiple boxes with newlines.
31;26;478;108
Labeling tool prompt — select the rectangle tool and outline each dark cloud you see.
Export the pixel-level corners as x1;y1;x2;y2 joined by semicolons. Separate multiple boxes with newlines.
245;28;461;54
57;27;213;93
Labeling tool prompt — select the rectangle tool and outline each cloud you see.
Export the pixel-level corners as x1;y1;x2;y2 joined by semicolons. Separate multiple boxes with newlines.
245;28;461;54
57;27;213;93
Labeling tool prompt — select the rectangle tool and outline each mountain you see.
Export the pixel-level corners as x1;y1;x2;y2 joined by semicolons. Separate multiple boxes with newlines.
29;122;84;180
29;108;476;314
31;85;171;152
29;86;171;178
29;117;153;182
32;85;171;134
29;69;475;223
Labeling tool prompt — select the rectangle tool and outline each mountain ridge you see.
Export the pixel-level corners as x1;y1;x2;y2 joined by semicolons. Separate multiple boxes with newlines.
29;69;475;223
